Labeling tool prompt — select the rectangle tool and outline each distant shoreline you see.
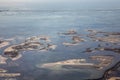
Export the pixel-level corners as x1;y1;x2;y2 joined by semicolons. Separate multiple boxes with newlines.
0;8;120;12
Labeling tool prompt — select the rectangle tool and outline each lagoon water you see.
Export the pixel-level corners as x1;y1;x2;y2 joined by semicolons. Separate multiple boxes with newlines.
0;9;120;80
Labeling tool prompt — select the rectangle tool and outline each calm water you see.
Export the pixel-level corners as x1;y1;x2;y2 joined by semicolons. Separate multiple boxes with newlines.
0;9;120;80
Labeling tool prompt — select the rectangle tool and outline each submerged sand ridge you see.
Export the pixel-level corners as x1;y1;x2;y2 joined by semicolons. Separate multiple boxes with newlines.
37;55;114;70
0;73;20;77
38;59;94;70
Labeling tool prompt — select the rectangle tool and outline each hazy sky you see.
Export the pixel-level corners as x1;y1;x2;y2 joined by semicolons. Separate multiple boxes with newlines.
0;0;120;9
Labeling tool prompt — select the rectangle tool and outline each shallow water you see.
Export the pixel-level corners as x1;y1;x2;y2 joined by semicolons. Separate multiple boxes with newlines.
0;9;120;80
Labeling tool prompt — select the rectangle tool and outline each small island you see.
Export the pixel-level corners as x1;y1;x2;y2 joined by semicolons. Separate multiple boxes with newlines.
0;55;8;64
87;29;120;43
90;55;114;70
3;35;57;61
59;30;85;47
58;29;77;35
0;40;9;48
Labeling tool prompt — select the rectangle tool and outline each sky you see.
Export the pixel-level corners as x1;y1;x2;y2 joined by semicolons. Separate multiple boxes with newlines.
0;0;120;10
